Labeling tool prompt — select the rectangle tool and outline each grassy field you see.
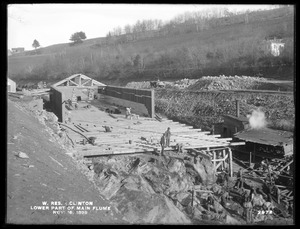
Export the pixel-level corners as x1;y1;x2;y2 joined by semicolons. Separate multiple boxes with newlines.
8;6;294;83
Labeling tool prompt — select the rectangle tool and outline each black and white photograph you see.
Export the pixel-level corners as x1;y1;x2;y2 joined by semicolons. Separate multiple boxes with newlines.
7;4;294;225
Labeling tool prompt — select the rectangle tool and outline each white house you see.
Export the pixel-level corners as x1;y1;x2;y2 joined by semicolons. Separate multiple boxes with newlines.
7;78;16;92
270;41;285;56
261;39;285;57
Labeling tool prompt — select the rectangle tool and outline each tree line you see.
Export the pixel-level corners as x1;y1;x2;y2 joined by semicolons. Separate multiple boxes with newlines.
10;5;293;83
105;5;292;44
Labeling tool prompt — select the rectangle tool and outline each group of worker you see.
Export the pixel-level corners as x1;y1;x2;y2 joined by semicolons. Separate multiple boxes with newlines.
232;168;282;223
242;186;277;223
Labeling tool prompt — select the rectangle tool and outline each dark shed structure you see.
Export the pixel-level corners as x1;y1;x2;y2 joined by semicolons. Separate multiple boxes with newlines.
222;100;249;137
234;128;293;159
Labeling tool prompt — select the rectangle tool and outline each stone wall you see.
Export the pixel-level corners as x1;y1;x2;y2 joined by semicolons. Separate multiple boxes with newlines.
50;87;65;122
99;86;155;118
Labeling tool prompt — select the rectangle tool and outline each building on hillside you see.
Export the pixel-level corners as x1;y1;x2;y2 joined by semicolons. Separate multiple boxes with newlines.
261;39;285;56
11;47;25;53
51;73;106;103
7;78;16;92
234;127;293;159
221;100;249;137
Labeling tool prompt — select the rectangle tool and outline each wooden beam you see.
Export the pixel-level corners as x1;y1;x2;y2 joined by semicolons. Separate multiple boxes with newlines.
211;158;226;162
82;79;92;86
213;151;216;172
229;142;245;146
228;148;233;177
69;79;79;86
79;148;155;157
279;160;293;172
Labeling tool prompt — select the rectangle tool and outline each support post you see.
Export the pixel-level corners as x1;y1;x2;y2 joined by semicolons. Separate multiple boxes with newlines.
253;144;256;163
222;149;225;170
249;151;252;167
191;188;195;215
228;148;233;177
213;151;216;173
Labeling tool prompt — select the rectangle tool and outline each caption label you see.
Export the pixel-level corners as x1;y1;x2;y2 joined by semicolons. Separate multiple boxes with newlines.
30;201;111;215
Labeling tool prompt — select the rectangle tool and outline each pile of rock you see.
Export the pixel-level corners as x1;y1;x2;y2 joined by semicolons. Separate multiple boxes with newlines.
188;75;269;91
84;154;243;224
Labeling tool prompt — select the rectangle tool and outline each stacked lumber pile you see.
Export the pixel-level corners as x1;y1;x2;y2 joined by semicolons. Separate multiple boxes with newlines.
8;88;50;99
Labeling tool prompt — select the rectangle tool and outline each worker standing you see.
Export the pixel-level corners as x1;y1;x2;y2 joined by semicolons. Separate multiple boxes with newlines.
125;107;132;119
243;193;253;223
234;168;244;190
160;133;166;157
165;127;171;147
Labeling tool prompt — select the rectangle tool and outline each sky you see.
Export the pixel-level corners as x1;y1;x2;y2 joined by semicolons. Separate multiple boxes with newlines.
7;4;278;51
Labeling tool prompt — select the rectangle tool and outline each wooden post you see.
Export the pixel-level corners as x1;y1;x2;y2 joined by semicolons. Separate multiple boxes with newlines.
222;149;225;170
191;187;195;216
253;144;256;163
228;148;233;177
213;151;216;173
249;151;252;167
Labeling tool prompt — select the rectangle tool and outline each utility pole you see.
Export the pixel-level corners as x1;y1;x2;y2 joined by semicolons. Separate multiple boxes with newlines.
245;12;249;24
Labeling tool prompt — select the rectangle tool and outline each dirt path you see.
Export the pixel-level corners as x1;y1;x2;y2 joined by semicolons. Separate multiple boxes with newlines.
6;100;126;224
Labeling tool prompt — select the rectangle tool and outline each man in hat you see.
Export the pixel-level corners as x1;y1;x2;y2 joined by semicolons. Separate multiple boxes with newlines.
165;127;171;147
160;133;166;157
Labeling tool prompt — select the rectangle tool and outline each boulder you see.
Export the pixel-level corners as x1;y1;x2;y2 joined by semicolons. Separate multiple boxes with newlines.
193;207;203;221
168;158;186;177
193;161;208;184
137;162;152;174
213;200;224;214
111;187;191;224
97;174;123;200
17;152;29;159
225;214;241;225
166;174;191;194
93;162;104;176
176;192;192;207
202;158;216;185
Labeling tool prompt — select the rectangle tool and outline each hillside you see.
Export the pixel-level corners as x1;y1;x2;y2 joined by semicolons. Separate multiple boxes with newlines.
7;99;126;224
8;6;294;85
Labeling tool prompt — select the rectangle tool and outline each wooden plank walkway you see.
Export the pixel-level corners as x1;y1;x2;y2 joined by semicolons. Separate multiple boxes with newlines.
63;103;245;157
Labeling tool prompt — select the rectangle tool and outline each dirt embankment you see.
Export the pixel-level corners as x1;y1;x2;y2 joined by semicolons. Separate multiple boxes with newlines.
187;76;293;91
7;99;126;224
126;76;293;92
155;90;294;131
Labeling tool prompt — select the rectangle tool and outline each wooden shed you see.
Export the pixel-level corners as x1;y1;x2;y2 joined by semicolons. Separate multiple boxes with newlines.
234;127;293;159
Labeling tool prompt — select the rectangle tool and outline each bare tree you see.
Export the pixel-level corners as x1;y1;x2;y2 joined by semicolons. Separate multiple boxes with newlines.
124;24;132;34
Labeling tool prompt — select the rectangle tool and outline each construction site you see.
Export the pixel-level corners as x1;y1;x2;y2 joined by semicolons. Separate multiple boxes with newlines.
7;74;294;225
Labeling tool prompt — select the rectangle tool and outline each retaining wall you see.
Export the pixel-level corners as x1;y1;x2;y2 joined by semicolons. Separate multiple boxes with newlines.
50;87;65;122
99;86;155;118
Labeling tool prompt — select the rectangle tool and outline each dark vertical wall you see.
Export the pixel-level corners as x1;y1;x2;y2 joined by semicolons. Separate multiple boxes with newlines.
99;86;155;118
50;87;65;123
222;117;245;137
